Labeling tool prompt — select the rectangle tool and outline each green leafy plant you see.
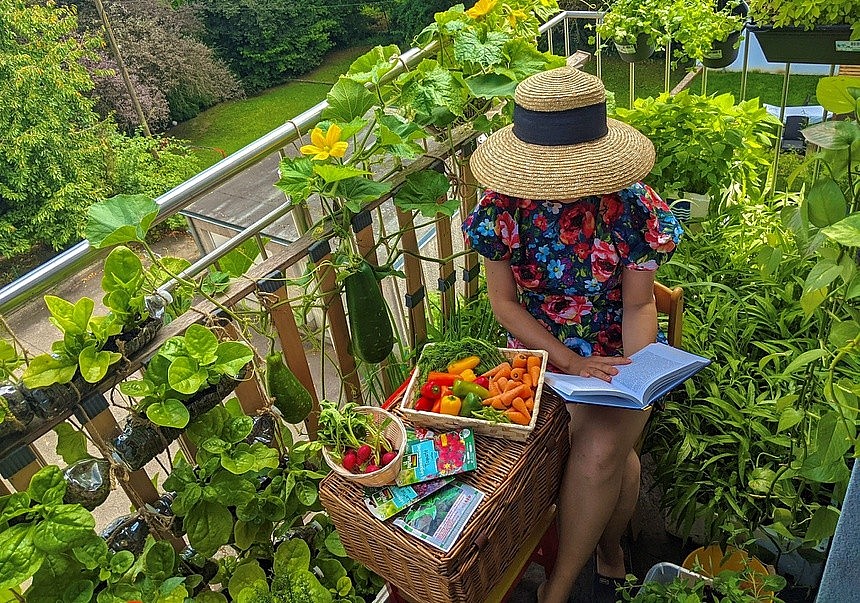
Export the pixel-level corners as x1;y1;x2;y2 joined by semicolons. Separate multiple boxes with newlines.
747;0;859;29
668;0;747;63
21;295;123;388
615;90;779;202
101;245;151;331
595;0;673;49
120;323;253;428
619;567;787;602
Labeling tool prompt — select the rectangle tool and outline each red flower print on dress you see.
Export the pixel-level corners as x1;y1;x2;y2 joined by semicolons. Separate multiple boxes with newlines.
591;239;619;282
541;295;592;325
643;185;671;211
513;264;542;289
596;323;622;354
574;241;590;261
497;211;521;249
534;214;548;231
558;203;596;244
645;215;676;253
600;195;624;226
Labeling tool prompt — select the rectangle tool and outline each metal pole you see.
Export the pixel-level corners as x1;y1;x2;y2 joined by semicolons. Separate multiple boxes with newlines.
547;25;554;55
772;63;791;190
701;66;709;95
664;41;672;93
564;17;570;57
596;18;603;80
629;62;635;109
740;28;752;101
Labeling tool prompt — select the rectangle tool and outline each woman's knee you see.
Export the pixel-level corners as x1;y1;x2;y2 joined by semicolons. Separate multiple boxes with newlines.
568;439;631;484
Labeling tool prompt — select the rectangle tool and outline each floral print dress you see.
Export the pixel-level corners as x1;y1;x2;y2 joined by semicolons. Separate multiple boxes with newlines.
462;182;683;358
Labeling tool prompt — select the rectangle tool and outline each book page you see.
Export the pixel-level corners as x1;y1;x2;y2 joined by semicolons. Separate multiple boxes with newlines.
614;344;709;402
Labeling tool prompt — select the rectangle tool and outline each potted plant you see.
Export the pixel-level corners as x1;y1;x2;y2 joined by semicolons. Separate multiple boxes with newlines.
746;0;860;65
670;0;749;69
596;0;673;63
614;90;779;213
0;338;33;439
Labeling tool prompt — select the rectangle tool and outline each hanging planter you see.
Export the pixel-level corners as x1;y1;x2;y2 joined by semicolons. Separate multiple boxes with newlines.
702;30;744;68
615;32;656;63
0;384;34;439
749;24;860;65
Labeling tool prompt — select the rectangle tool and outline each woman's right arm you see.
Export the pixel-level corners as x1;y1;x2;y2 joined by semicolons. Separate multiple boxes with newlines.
484;259;629;381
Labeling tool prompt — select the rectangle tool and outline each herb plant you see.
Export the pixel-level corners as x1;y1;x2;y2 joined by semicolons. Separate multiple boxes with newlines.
596;0;673;49
747;0;859;28
668;0;747;64
615;90;779;203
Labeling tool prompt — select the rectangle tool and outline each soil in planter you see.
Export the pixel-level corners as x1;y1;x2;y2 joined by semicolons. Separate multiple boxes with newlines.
0;384;34;438
112;375;241;471
103;316;163;359
63;457;112;511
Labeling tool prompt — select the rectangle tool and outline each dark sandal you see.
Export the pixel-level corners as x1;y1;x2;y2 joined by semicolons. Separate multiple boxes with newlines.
593;572;627;603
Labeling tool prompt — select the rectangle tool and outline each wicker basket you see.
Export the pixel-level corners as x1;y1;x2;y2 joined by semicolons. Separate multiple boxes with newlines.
321;406;407;488
399;347;548;442
320;390;571;603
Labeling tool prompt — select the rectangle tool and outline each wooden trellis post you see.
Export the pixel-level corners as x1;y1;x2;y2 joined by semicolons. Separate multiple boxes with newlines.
460;146;482;301
395;207;428;350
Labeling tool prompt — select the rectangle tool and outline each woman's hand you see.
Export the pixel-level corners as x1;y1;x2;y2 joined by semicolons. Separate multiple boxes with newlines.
563;352;631;382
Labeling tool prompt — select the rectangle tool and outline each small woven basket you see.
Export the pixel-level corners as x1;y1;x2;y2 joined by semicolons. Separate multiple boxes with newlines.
321;406;407;487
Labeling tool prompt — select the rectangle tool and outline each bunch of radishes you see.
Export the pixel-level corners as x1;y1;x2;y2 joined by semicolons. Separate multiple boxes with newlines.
318;400;399;475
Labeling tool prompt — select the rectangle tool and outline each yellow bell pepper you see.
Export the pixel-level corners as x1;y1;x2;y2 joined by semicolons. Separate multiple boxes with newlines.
439;395;462;416
459;368;477;382
447;355;481;374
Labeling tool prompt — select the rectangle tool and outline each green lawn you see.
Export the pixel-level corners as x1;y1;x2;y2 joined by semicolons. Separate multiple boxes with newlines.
169;46;372;167
583;56;821;109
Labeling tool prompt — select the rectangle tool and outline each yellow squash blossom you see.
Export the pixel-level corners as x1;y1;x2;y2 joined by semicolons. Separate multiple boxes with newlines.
466;0;498;19
505;7;528;27
300;124;348;161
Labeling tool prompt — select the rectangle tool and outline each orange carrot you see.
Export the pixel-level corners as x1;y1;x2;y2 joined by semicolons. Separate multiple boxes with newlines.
488;380;501;397
510;367;526;381
526;354;542;369
512;353;529;369
504;379;520;393
496;376;508;391
512;396;530;416
507;409;530;425
529;364;541;385
525;396;535;412
483;361;512;378
491;397;507;410
522;372;533;388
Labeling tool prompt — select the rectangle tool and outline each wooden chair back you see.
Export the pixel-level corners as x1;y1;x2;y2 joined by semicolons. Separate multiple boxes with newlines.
654;281;684;349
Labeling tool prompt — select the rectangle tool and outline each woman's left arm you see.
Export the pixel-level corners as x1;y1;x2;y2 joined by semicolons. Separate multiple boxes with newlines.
621;268;658;356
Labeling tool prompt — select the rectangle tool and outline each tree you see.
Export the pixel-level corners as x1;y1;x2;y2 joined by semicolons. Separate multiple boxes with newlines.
0;0;109;257
195;0;339;93
388;0;463;46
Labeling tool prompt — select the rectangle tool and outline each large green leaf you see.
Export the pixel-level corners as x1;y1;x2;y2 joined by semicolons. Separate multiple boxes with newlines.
816;76;860;115
274;539;311;576
218;238;266;279
337;177;392;213
345;45;399;85
212;341;253;376
313;164;368;184
0;525;43;590
147;399;190;428
78;346;121;383
805;505;840;542
205;471;255;507
184;500;233;556
453;29;508;67
31;504;96;553
394;170;456;217
28;466;66;505
21;353;78;388
400;60;468;123
322;77;376;123
85;195;160;249
275;157;315;202
803;260;841;295
142;541;175;582
805;178;846;227
229;561;267;601
465;73;518;99
44;295;82;335
102;246;144;292
53;424;90;465
184;325;219;365
821;213;860;247
168;357;208;395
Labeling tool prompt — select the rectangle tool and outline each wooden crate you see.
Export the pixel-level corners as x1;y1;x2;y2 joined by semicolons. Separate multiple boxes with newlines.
399;347;548;442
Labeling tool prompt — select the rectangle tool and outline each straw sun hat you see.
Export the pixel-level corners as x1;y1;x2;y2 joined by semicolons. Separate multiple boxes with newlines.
469;66;655;200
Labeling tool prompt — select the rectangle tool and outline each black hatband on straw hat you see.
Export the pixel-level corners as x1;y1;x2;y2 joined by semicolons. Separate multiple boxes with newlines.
512;102;609;146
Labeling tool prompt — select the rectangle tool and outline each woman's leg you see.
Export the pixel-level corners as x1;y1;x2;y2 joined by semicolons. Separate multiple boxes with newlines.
596;450;641;577
540;404;651;603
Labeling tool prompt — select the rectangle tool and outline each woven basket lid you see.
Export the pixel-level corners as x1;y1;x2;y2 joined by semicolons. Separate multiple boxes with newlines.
469;66;655;200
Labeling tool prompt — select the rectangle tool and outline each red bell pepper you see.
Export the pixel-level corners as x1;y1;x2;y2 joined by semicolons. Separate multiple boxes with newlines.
420;381;443;399
415;396;435;412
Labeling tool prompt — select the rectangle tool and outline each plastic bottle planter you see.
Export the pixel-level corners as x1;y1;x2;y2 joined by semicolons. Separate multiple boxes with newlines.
62;457;112;511
23;316;164;422
101;492;180;556
615;32;656;63
749;24;860;65
111;371;245;472
0;384;35;439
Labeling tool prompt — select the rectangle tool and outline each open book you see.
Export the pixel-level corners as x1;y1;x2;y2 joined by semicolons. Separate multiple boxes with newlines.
544;343;710;410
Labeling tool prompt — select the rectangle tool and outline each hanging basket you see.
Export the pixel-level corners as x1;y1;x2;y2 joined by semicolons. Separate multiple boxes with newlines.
615;32;655;63
749;24;860;66
0;384;34;439
702;29;743;69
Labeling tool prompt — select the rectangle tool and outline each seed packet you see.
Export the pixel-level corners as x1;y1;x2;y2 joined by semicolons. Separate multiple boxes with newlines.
363;477;454;521
395;427;477;487
394;481;484;552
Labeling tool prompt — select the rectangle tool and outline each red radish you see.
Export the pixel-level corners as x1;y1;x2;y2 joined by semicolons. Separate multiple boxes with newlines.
355;445;372;464
342;450;358;472
381;451;398;466
364;464;380;473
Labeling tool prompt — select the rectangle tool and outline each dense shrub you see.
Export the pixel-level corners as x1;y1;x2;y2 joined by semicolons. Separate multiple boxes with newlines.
195;0;338;93
388;0;463;46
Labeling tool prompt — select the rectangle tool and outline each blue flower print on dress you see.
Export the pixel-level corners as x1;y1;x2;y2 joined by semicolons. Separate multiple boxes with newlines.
462;183;682;357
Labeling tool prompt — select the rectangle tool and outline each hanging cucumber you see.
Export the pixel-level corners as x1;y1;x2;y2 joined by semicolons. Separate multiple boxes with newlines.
265;351;313;424
344;260;394;364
